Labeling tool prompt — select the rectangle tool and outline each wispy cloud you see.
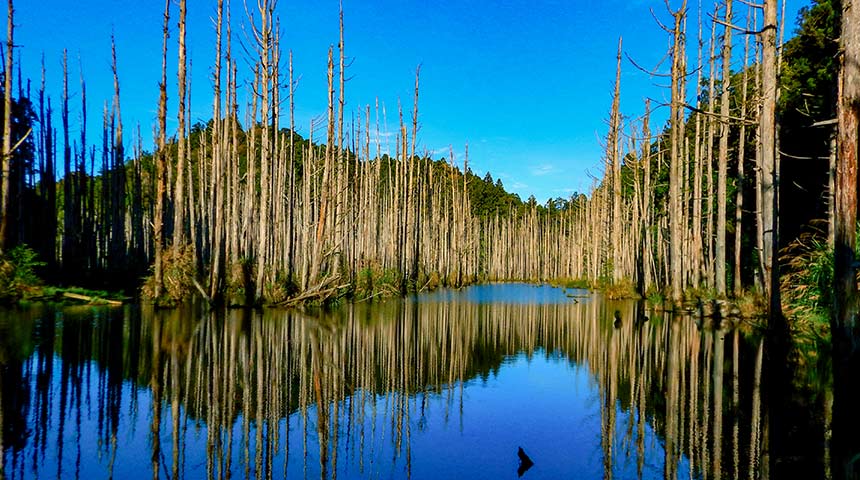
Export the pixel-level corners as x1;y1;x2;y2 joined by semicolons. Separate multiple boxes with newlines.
530;164;557;176
429;146;452;157
369;130;396;142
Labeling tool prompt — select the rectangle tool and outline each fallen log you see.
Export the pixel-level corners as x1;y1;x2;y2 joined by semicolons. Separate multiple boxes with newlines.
62;291;123;306
275;283;350;308
191;277;213;305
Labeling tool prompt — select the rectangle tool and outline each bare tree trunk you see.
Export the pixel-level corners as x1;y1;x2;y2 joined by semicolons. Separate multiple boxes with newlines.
110;34;126;268
153;0;170;300
0;0;12;251
227;16;240;269
38;56;57;267
312;47;335;284
188;66;199;269
288;50;296;280
132;125;144;262
753;7;765;292
716;0;733;296
334;1;346;276
254;0;274;301
692;2;704;289
80;64;89;269
734;6;752;297
642;100;652;291
610;37;623;283
706;8;718;288
61;50;74;271
828;130;837;249
669;1;687;303
760;0;780;319
832;0;860;476
833;0;860;354
209;0;224;299
173;0;187;254
410;66;421;284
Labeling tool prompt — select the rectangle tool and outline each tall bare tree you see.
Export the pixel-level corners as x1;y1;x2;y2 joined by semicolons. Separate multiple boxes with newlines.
209;0;225;299
734;5;752;297
716;0;733;296
173;0;188;254
760;0;780;318
153;0;170;300
668;0;687;303
609;37;623;282
0;0;12;251
253;0;276;301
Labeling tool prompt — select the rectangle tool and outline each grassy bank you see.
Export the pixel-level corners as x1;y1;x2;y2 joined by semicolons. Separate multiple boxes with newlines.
1;246;128;307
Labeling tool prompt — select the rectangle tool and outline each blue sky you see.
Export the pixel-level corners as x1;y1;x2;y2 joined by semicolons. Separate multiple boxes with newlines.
16;0;805;203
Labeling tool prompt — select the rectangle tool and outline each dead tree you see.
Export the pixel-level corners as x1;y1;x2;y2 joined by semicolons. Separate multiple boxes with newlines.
153;0;170;300
0;0;12;250
669;0;688;303
759;0;780;319
173;0;187;253
716;0;733;296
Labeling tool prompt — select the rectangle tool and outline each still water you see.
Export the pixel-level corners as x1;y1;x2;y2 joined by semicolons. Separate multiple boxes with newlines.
0;284;786;479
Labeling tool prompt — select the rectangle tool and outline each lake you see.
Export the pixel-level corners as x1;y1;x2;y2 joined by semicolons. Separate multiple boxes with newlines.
0;284;824;479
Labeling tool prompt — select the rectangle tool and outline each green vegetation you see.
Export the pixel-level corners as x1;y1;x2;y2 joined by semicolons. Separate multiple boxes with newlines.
781;222;860;345
548;278;591;290
0;245;45;302
781;227;833;332
141;243;198;307
0;245;128;305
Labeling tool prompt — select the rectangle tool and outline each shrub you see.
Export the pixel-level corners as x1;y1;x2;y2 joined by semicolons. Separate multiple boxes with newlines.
780;226;832;326
141;243;197;305
0;245;45;303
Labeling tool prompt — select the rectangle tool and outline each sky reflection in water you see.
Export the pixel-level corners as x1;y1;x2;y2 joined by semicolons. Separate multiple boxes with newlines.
0;284;763;479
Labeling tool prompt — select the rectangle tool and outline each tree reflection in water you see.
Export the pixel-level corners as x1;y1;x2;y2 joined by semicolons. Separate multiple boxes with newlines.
0;287;827;479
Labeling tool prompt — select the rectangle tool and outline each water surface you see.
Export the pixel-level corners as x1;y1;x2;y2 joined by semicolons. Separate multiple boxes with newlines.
0;284;795;479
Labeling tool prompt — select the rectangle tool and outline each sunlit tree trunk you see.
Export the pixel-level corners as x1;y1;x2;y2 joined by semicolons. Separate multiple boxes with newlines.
669;1;688;303
760;0;780;319
610;37;623;283
173;0;188;254
716;0;733;296
254;0;275;301
831;0;860;476
692;3;704;289
311;48;335;286
334;2;346;276
0;0;12;251
642;100;652;291
288;50;296;280
208;0;225;299
706;8;718;289
153;0;170;300
734;6;752;297
833;0;859;344
410;66;421;284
